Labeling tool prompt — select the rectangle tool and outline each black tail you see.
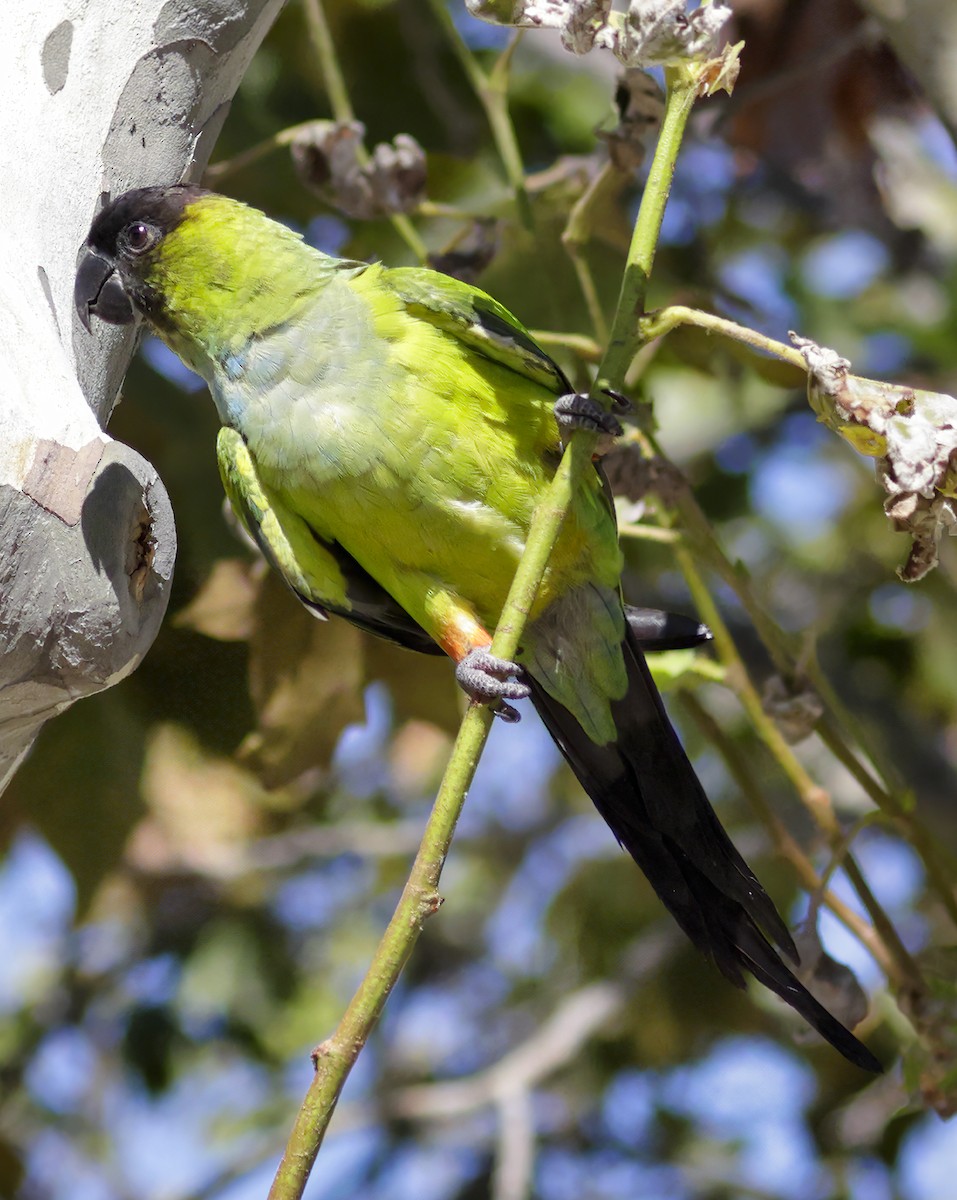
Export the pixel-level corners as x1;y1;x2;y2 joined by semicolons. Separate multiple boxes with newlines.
528;625;882;1072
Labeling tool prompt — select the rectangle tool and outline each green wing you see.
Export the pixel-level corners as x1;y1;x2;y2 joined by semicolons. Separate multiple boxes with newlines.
381;265;620;525
381;266;571;396
217;427;441;655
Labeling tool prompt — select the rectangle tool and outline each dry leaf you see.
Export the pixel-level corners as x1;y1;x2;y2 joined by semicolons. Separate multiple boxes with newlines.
762;674;824;743
362;635;463;736
239;572;365;787
600;69;664;173
174;558;263;642
132;723;267;874
291;120;427;219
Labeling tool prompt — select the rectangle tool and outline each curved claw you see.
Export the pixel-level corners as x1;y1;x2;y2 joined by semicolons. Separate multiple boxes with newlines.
455;648;530;721
554;393;624;443
600;388;633;415
491;699;522;723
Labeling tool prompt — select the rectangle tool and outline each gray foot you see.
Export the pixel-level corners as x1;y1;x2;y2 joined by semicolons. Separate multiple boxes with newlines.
554;391;628;439
455;648;530;723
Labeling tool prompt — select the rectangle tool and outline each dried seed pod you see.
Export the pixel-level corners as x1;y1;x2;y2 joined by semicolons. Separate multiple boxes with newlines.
763;675;824;745
794;333;957;581
428;219;499;284
466;0;734;70
291;121;427;220
600;69;664;173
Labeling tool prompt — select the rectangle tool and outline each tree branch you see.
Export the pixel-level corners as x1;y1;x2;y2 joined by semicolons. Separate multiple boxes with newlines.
268;63;703;1200
266;437;596;1200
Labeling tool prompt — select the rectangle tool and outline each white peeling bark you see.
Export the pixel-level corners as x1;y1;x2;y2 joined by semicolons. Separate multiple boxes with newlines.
860;0;957;144
0;0;285;792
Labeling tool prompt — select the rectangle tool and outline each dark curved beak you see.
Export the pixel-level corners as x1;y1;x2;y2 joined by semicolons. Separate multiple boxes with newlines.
75;249;135;331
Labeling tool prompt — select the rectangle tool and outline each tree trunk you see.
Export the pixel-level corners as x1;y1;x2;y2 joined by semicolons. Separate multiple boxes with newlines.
0;0;285;793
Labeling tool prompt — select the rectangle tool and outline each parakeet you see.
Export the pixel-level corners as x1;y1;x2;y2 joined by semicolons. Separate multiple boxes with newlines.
76;185;880;1071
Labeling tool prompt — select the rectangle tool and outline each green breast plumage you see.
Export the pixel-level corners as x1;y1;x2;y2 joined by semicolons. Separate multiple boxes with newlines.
152;219;628;740
206;271;565;623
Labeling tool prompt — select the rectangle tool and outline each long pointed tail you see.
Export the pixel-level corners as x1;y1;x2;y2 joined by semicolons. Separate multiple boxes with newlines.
528;625;881;1072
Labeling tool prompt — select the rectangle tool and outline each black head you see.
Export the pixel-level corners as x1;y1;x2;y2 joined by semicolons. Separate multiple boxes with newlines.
75;185;209;330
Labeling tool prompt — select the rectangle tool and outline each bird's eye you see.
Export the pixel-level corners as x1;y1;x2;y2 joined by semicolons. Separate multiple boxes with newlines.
123;221;155;254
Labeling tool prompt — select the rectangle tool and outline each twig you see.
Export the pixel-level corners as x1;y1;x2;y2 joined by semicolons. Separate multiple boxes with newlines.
618;311;952;925
671;535;928;1001
204;121;320;186
425;0;533;229
306;981;632;1141
390;983;623;1120
815;719;957;931
208;3;428;260
267;66;704;1200
678;690;898;982
658;466;914;811
494;1091;536;1200
595;78;698;394
313;982;626;1199
617;522;683;544
301;0;353;122
663;472;957;931
246;820;427;865
301;0;426;261
528;329;603;362
638;303;807;370
417;198;506;221
266;439;598;1200
562;162;620;344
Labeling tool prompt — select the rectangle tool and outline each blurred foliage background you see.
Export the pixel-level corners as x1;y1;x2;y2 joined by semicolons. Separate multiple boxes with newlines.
5;1;957;1197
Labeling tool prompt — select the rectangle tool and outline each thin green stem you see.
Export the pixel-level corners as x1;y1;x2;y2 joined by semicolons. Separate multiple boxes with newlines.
269;64;703;1200
416;199;503;221
672;474;893;753
665;468;957;930
639;304;808;371
485;37;534;230
817;724;957;930
204;122;319;187
674;540;838;832
672;536;929;1001
570;254;610;346
301;0;427;260
426;0;495;114
211;2;428;259
387;218;429;265
627;303;955;927
617;522;683;544
267;706;492;1200
596;79;697;392
302;0;354;122
678;690;898;983
267;436;593;1200
806;662;916;816
842;855;926;989
529;329;603;362
562;162;622;344
426;0;533;229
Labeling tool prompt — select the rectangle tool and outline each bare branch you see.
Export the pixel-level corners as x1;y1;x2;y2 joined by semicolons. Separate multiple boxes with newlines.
390;983;624;1121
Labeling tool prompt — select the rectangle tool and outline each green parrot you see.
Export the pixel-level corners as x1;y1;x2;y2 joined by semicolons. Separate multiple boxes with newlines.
76;185;880;1071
